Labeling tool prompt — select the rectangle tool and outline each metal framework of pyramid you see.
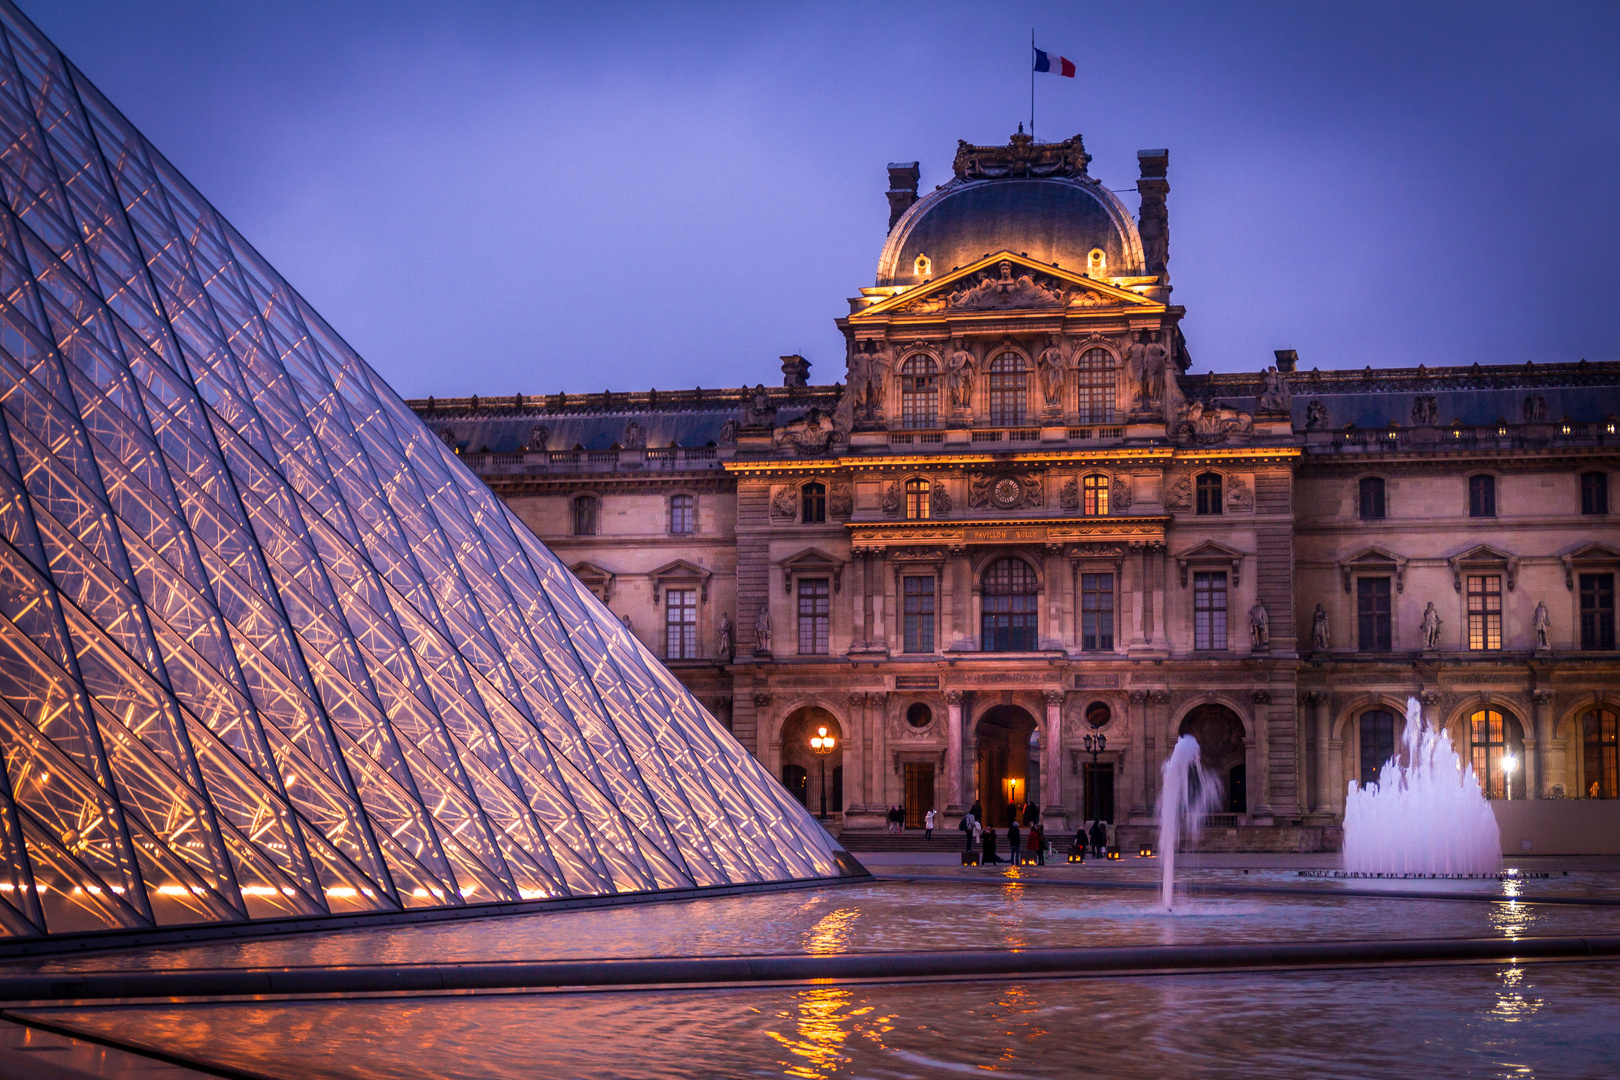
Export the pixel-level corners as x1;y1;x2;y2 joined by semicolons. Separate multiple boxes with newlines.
0;1;854;939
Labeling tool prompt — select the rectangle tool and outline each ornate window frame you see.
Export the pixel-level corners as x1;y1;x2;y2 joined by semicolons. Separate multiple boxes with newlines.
569;561;615;603
649;558;712;604
780;547;845;596
985;343;1033;426
1174;539;1247;588
571;492;599;536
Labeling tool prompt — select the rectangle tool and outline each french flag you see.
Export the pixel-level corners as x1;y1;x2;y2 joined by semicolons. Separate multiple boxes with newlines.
1033;48;1075;77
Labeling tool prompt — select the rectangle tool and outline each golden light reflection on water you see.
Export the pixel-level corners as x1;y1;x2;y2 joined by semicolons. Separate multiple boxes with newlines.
1490;965;1545;1023
766;986;861;1079
804;907;858;954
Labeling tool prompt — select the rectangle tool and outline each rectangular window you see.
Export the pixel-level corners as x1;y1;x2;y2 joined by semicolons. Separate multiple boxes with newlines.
903;576;935;653
1075;348;1115;424
1467;574;1503;650
1581;573;1616;650
1196;473;1223;516
572;497;597;535
1582;472;1609;516
669;495;694;534
665;588;697;659
797;578;830;655
1080;572;1114;651
1469;475;1496;517
1359;477;1385;520
1082;475;1109;516
1357;577;1392;653
1193;572;1228;651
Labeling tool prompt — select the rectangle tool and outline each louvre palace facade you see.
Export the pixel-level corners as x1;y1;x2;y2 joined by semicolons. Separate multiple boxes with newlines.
414;131;1620;848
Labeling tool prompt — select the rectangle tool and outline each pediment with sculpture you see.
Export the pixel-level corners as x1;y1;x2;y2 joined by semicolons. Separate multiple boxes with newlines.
852;251;1158;321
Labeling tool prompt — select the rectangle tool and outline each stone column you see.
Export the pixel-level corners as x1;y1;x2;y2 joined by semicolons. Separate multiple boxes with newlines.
1306;691;1331;814
861;550;876;646
1042;690;1065;820
846;692;867;811
1150;689;1170;811
1251;689;1272;816
869;692;889;811
753;692;774;773
1129;544;1148;646
1129;689;1150;816
941;550;959;646
1532;689;1556;799
872;554;888;651
1150;545;1167;645
1419;690;1442;731
945;690;965;812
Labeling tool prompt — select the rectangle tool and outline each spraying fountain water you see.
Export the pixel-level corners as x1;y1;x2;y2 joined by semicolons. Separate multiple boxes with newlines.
1156;735;1222;910
1342;697;1502;876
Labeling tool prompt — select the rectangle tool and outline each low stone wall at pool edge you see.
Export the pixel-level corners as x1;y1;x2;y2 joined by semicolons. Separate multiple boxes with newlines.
1493;800;1620;856
1117;824;1343;854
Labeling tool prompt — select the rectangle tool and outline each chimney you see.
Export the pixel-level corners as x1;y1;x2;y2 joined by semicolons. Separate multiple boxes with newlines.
780;354;811;388
1274;349;1298;373
1136;149;1169;274
886;161;920;231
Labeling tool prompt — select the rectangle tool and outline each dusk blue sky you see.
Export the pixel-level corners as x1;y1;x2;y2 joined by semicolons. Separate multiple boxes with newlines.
19;1;1620;398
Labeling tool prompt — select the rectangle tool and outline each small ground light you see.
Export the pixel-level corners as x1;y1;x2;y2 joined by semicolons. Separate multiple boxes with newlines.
1068;848;1084;863
1139;845;1155;857
1107;849;1121;860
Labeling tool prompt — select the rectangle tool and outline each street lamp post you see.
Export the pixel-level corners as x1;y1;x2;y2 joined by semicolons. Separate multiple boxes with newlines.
1502;753;1517;801
1082;732;1107;822
810;725;837;821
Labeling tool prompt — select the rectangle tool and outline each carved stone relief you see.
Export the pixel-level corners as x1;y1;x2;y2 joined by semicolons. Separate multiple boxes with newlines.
1226;476;1255;511
1059;476;1079;511
770;486;797;522
1113;474;1133;511
881;481;903;516
829;483;854;518
1164;474;1193;511
930;480;952;514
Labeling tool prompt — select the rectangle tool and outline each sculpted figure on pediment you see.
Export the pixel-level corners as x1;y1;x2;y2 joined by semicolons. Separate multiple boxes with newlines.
948;260;1064;311
622;421;647;449
1169;397;1253;445
771;407;841;455
526;424;549;451
718;419;738;446
742;384;776;427
1258;366;1292;413
1306;400;1328;429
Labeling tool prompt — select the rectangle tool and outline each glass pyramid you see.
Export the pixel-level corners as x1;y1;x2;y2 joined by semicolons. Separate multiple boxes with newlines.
0;2;855;938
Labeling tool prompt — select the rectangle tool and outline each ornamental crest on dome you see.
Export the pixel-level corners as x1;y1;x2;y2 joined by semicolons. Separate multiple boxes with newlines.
952;130;1091;180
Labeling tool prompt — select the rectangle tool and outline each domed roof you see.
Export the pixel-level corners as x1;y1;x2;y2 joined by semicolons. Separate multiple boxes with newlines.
876;132;1144;288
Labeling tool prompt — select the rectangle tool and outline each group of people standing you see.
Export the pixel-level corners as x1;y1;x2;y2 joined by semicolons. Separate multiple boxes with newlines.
1076;818;1117;858
958;802;1050;865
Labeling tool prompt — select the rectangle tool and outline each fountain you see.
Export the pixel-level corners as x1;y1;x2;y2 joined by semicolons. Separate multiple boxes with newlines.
1156;734;1222;909
1342;697;1502;876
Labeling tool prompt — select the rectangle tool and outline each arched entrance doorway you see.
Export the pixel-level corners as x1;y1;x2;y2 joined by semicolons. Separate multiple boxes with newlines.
1179;704;1247;814
780;707;843;818
975;704;1039;827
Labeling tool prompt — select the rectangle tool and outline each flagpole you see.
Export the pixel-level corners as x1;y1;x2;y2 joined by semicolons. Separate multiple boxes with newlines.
1030;28;1035;139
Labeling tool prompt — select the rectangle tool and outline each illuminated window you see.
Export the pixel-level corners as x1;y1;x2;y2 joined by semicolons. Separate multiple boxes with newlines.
572;495;598;536
1193;572;1228;650
665;588;697;659
987;353;1028;426
903;576;935;653
1468;475;1495;517
1583;709;1618;799
1359;477;1385;520
1467;575;1502;650
905;478;930;520
1582;472;1609;516
1076;348;1115;424
797;579;830;655
669;494;694;534
1082;474;1109;516
1581;573;1616;650
801;482;826;524
914;254;931;278
1470;709;1524;799
1196;473;1223;515
1086;248;1106;276
900;356;939;429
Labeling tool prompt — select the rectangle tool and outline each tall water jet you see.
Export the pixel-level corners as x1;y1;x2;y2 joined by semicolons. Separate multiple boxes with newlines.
1156;735;1221;909
1342;697;1502;876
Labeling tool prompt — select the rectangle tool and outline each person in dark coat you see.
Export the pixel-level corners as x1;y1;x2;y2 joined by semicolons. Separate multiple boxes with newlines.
982;822;1000;864
1029;821;1045;865
1008;820;1021;865
1089;819;1107;858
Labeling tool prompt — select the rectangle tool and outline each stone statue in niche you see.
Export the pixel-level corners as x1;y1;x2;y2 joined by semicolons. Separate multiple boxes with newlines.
1249;601;1269;649
945;339;975;413
742;385;776;427
1311;604;1330;651
1532;600;1551;650
1420;601;1443;650
619;613;633;633
1411;396;1438;426
829;483;854;518
1306;400;1328;429
1036;335;1066;409
1522;395;1548;423
864;343;890;417
1142;332;1169;406
753;605;772;655
1258;366;1292;413
1123;333;1149;409
717;611;734;662
526;424;549;451
717;419;738;446
621;421;647;449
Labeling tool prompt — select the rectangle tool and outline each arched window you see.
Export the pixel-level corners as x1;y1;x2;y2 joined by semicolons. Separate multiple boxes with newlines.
1583;708;1617;798
981;557;1039;652
1469;474;1496;517
988;353;1028;426
905;478;930;520
1359;710;1396;786
572;495;598;536
1469;709;1525;799
1082;473;1109;516
1076;347;1115;424
669;494;694;534
900;355;940;429
1359;477;1386;520
801;482;826;524
1196;472;1223;515
1582;471;1609;516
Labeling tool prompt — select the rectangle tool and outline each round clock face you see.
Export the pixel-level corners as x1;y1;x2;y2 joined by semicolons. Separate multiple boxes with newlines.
993;478;1022;508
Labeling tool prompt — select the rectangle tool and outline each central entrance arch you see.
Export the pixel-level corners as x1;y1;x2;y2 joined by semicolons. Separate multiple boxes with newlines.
1178;704;1248;814
975;704;1039;827
780;707;843;818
